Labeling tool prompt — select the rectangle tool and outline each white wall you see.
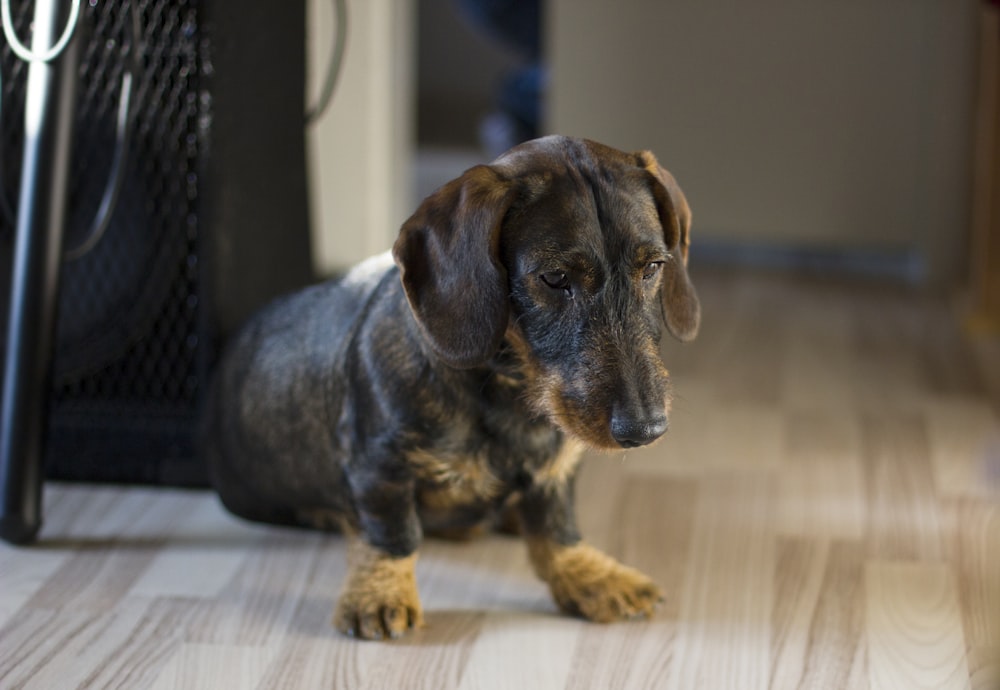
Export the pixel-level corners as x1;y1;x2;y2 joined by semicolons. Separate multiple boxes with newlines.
306;0;415;276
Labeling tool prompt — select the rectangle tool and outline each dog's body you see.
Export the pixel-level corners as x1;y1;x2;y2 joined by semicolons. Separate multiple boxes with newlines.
205;136;700;640
208;251;566;539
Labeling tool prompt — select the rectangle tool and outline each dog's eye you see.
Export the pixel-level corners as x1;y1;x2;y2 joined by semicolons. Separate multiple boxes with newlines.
540;271;570;292
642;261;664;280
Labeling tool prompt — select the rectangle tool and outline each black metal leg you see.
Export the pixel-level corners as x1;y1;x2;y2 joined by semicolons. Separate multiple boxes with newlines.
0;0;80;545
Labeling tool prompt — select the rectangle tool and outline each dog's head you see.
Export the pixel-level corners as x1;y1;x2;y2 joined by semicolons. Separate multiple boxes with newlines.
393;136;700;450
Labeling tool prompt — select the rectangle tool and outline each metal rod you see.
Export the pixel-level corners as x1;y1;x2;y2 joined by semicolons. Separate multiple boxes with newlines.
0;0;80;544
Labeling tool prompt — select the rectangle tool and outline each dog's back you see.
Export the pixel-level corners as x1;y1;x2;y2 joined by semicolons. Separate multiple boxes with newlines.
205;252;398;526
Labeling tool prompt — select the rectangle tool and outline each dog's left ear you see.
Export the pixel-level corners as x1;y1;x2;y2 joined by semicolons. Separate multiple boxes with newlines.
393;165;516;368
636;151;701;342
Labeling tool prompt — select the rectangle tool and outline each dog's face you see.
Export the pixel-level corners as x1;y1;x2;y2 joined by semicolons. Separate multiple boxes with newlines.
393;136;700;450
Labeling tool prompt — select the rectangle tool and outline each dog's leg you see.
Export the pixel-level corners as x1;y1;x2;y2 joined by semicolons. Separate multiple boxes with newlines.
333;537;423;640
519;476;664;622
333;481;424;640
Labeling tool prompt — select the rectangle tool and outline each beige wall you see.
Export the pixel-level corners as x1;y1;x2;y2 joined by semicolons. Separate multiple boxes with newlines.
548;0;978;283
306;0;414;276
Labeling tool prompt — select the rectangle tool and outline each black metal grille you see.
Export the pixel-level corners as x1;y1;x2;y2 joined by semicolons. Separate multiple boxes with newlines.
1;0;209;483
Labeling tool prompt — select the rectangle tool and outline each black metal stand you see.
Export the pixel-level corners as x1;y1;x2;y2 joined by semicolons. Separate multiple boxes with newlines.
0;0;80;545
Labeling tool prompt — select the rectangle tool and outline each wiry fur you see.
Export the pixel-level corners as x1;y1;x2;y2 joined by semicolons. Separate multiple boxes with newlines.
203;136;700;639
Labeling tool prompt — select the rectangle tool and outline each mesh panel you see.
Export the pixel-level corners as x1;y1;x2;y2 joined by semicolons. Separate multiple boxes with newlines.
1;0;209;484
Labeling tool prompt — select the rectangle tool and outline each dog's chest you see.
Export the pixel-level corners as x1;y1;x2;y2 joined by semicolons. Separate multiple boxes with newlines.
409;446;502;529
407;410;562;532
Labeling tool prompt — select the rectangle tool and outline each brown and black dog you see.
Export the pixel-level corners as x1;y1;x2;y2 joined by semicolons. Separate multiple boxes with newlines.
204;135;700;640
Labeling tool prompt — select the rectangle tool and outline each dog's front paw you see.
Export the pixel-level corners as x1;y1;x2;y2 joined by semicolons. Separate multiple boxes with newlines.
334;587;423;640
334;542;424;640
528;541;663;622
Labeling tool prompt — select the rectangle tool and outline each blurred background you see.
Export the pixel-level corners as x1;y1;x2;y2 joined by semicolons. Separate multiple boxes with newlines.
310;0;996;302
0;0;997;492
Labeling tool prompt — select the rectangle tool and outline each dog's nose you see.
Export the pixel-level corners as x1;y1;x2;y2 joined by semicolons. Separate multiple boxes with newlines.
610;414;668;448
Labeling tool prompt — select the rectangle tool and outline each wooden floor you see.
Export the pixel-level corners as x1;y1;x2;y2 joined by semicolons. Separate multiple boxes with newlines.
1;267;999;689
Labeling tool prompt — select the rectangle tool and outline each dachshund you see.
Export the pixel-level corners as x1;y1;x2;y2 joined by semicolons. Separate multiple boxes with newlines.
204;135;700;640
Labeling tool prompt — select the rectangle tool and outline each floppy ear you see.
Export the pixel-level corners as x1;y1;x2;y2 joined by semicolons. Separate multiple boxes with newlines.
636;150;701;342
392;165;516;368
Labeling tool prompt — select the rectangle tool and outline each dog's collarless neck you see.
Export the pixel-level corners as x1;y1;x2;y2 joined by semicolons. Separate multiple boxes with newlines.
486;340;528;384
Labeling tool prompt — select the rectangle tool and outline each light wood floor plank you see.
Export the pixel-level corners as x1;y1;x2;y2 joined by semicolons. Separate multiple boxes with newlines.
947;500;1000;665
259;635;381;690
150;643;279;690
769;538;830;689
23;546;161;615
796;541;868;690
564;621;674;690
34;484;103;537
455;614;580;690
184;530;323;646
0;545;69;628
559;477;696;689
923;398;1000;500
129;499;257;600
80;597;202;690
865;561;971;690
574;455;629;551
778;411;866;539
850;294;928;412
0;269;993;688
0;608;95;689
862;414;944;561
967;646;1000;690
418;534;549;615
358;612;484;690
711;305;785;405
614;476;696;619
666;473;775;690
778;284;855;411
626;398;784;476
252;543;380;690
0;596;195;689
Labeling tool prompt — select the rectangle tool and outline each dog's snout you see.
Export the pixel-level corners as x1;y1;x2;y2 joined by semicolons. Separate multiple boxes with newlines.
610;413;668;448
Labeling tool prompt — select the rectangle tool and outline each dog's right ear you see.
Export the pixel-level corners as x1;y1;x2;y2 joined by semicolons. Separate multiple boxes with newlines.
392;165;516;369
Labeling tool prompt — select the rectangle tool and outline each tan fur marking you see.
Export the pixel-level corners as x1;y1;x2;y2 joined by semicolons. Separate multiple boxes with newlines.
535;438;586;487
333;539;423;640
526;538;663;622
409;448;504;510
502;325;542;386
536;373;619;449
513;357;614;450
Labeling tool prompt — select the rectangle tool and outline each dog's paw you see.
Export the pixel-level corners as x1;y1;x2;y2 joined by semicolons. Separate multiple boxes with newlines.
333;543;424;640
530;541;663;622
334;588;423;640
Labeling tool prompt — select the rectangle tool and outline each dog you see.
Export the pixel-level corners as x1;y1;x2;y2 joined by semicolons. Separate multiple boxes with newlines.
204;135;700;640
